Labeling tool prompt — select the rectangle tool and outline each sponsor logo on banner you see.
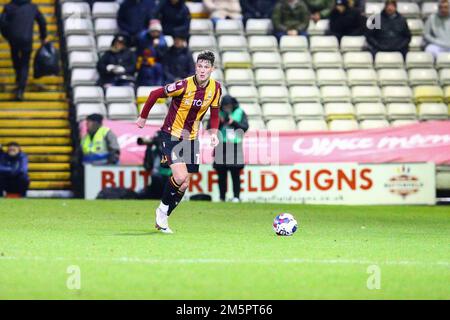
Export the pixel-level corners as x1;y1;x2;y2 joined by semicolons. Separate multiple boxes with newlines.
384;165;424;198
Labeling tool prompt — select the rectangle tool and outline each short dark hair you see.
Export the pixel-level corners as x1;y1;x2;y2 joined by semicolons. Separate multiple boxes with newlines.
196;50;215;66
7;141;20;148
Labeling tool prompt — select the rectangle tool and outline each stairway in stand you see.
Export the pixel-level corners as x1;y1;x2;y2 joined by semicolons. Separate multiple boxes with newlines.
0;0;73;197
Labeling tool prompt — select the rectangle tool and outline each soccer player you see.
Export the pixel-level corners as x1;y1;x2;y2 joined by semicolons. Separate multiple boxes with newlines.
136;50;222;233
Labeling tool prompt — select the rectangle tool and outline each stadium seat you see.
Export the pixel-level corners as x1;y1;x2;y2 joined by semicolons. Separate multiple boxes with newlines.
165;35;174;48
289;86;321;103
312;52;343;69
355;102;387;120
359;119;390;129
108;103;138;120
436;53;450;69
409;36;424;51
189;35;217;52
439;69;450;86
259;86;290;103
255;69;285;86
146;119;165;126
239;103;262;118
406;52;434;69
76;103;107;121
307;19;330;36
66;35;96;52
252;52;282;68
185;1;208;18
245;19;273;35
218;35;247;52
297;119;328;131
328;119;358;131
409;68;439;86
324;103;355;120
397;2;420;18
352;86;382;103
94;18;118;36
418;103;449;120
92;1;119;19
105;86;135;104
279;36;308;52
248;118;266;130
340;36;366;52
293;103;324;120
282;52;312;69
347;68;378;86
138;103;167;119
190;19;214;35
222;51;252;68
266;118;297;131
445;86;450;103
382;86;413;103
97;35;114;53
321;86;352;103
62;2;91;19
73;86;104;104
70;68;99;87
413;85;445;103
390;119;419;127
386;103;417;120
211;69;224;82
365;2;383;15
343;52;373;69
375;52;404;69
228;86;259;103
215;19;244;35
309;36;339;52
262;103;293;119
64;18;93;36
68;51;97;68
225;69;254;85
407;19;424;36
285;69;316;86
136;86;162;104
377;68;409;86
248;36;278;52
421;2;438;19
316;69;347;86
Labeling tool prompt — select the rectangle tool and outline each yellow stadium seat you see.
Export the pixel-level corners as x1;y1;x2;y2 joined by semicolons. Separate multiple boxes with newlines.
29;172;71;181
0;101;68;110
0;128;70;136
28;163;71;171
18;146;73;154
0;119;70;128
0;110;68;119
0;137;71;146
0;92;66;101
30;181;72;190
413;85;445;103
445;86;450;103
28;155;71;163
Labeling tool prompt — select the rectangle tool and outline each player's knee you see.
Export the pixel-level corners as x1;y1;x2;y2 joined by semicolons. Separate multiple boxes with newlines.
172;172;188;186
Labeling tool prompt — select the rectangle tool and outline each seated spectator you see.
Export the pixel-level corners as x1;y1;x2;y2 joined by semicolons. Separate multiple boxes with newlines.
97;34;136;88
162;31;195;84
153;0;190;37
424;0;450;58
80;114;120;165
305;0;334;22
136;20;168;86
117;0;155;46
240;0;278;25
328;0;366;41
272;0;310;41
348;0;365;13
0;142;29;197
365;0;411;58
203;0;242;22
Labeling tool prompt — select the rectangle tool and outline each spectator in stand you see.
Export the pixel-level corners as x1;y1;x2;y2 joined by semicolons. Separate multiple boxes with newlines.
117;0;155;46
136;19;168;86
203;0;242;22
162;31;195;84
348;0;365;13
152;0;190;37
0;0;47;101
365;0;411;58
0;142;29;197
424;0;450;58
272;0;310;41
304;0;334;22
97;34;136;88
240;0;278;25
328;0;366;41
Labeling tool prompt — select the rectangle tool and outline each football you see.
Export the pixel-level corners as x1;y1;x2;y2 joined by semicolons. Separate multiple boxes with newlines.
273;213;298;236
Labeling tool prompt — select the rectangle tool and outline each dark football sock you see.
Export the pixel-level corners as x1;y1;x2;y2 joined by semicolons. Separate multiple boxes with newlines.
161;176;181;209
168;188;185;216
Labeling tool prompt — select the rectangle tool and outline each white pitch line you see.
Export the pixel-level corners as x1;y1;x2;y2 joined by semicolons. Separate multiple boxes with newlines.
0;255;449;267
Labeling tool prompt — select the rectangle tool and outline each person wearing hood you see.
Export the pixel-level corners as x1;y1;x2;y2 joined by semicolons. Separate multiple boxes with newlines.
366;0;411;58
162;31;195;84
328;0;366;41
424;0;450;58
96;34;137;87
136;19;167;86
304;0;334;22
209;95;249;202
152;0;191;37
0;142;29;197
272;0;310;41
117;0;155;46
240;0;278;25
0;0;47;101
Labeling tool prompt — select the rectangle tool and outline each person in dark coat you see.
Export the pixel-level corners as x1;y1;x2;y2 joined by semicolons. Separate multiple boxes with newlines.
328;0;366;41
152;0;190;37
96;34;137;87
240;0;278;25
0;0;47;100
366;0;411;58
117;0;155;46
209;95;249;202
0;142;29;197
162;31;195;84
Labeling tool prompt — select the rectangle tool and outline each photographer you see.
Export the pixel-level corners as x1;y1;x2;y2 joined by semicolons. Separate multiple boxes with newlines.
209;95;249;202
0;142;30;197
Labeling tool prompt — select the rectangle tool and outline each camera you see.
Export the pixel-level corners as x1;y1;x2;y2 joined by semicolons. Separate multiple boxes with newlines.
137;137;155;146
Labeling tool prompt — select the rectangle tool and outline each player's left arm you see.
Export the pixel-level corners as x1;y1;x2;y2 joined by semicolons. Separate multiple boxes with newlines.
209;83;222;147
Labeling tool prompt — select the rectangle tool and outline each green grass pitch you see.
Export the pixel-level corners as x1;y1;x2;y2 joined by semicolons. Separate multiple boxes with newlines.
0;199;449;299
